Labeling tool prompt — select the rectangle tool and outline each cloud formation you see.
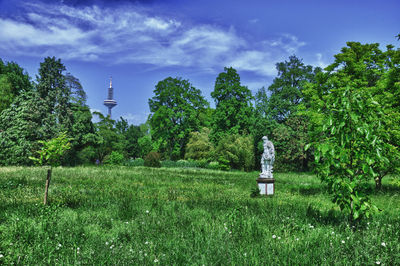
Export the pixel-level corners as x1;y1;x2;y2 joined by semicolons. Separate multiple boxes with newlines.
0;1;306;77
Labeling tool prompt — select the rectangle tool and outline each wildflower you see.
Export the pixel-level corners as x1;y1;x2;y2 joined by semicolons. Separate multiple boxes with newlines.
110;245;114;249
146;210;150;213
341;240;345;244
106;242;109;245
296;238;299;241
125;222;129;224
144;253;147;256
278;237;281;240
376;261;381;265
58;244;62;247
331;232;335;235
145;241;149;245
272;235;277;239
381;242;386;247
243;253;247;257
0;254;3;258
154;258;159;263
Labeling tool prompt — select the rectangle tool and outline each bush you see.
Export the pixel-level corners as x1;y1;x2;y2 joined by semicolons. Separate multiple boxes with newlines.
215;134;254;171
104;151;125;165
144;151;161;168
124;158;144;167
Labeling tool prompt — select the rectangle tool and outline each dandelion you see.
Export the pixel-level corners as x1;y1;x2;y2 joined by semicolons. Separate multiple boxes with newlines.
154;258;159;263
381;242;386;247
272;235;276;239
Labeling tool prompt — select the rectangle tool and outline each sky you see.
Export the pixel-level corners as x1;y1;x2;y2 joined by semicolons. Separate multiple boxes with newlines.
0;0;399;125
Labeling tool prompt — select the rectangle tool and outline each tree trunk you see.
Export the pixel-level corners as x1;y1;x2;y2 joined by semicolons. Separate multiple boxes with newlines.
375;177;382;190
44;168;52;205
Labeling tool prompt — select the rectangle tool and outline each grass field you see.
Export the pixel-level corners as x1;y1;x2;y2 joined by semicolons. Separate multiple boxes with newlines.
0;166;399;265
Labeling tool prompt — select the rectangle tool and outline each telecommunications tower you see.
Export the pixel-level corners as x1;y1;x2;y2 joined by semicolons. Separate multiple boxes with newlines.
103;77;117;118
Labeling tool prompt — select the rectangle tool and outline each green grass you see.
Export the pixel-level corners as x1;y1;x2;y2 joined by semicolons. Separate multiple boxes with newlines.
0;166;399;265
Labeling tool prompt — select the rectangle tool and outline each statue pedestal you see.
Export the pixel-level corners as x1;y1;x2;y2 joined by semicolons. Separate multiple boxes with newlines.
257;177;275;196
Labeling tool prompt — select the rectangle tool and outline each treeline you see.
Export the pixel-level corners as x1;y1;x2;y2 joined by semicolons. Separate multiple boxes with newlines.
0;42;399;177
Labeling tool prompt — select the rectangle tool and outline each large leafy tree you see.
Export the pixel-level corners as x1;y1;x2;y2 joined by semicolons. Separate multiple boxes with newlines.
115;117;144;158
267;55;319;122
148;77;209;160
211;67;254;143
305;42;400;190
36;57;74;137
0;59;32;113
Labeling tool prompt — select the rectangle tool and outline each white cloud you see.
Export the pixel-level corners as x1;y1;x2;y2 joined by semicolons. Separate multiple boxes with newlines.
0;2;307;78
121;112;150;125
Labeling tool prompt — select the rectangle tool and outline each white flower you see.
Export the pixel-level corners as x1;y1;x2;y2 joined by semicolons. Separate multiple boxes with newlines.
146;210;149;213
331;232;335;235
296;238;299;241
272;235;276;239
381;242;386;247
125;222;129;224
341;240;345;244
376;261;381;265
278;237;281;240
58;244;62;247
110;245;114;249
154;258;159;263
243;253;247;257
0;254;3;258
144;253;147;256
77;247;80;251
145;241;149;245
106;242;109;245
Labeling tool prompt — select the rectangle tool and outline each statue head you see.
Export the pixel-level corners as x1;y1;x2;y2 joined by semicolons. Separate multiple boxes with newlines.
262;136;268;142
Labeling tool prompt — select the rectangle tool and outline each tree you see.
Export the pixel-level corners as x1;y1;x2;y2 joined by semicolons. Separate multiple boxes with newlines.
148;77;209;159
185;127;214;161
0;91;47;165
268;55;319;122
305;42;400;189
115;117;144;158
29;132;71;205
36;57;74;138
211;67;254;143
215;134;254;172
0;59;32;113
306;88;384;222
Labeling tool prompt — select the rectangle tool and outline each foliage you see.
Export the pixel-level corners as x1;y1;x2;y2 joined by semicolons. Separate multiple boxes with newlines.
144;151;161;168
104;151;125;165
148;77;209;159
185;127;214;161
211;67;254;143
115;117;144;159
138;135;153;159
29;132;71;167
0;91;47;165
304;42;400;190
215;134;254;171
267;55;320;122
0;58;32;113
306;87;387;222
124;158;145;167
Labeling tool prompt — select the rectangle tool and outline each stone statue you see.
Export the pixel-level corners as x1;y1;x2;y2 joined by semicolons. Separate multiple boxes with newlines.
260;136;275;178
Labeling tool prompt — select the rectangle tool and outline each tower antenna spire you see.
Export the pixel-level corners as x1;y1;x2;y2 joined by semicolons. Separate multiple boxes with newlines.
103;76;117;118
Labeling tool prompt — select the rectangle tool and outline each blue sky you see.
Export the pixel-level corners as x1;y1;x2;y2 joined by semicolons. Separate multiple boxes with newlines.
0;0;399;124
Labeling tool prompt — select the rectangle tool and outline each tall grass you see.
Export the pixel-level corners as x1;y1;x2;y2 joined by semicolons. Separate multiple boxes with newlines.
0;166;399;265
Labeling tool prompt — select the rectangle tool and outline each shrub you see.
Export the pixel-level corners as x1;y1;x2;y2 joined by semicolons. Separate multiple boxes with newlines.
185;128;214;160
104;151;125;165
124;158;144;167
215;134;254;171
144;151;161;168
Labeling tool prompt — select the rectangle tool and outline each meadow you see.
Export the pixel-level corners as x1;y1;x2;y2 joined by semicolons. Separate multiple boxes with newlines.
0;166;399;265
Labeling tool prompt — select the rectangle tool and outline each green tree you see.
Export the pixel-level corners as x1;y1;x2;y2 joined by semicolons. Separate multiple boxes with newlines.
29;132;71;205
268;55;319;122
36;57;74;138
215;134;254;172
211;67;254;143
305;42;400;189
115;117;144;158
185;127;214;161
0;91;47;165
0;59;32;113
306;88;385;222
148;77;209;160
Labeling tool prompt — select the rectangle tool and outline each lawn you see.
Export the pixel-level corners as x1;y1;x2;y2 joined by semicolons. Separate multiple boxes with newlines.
0;166;399;265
